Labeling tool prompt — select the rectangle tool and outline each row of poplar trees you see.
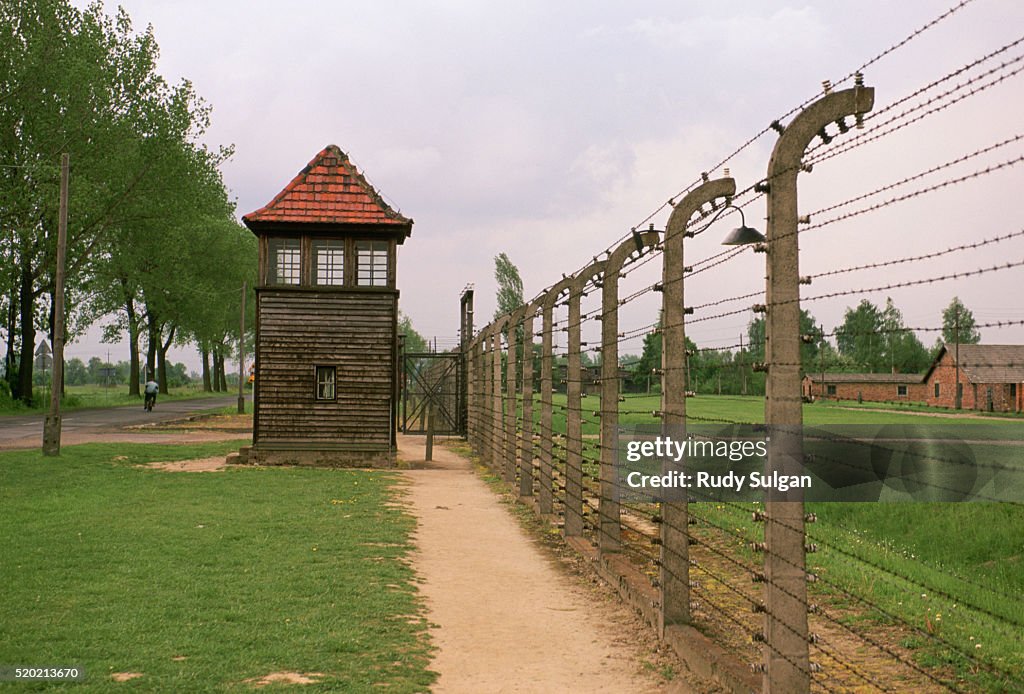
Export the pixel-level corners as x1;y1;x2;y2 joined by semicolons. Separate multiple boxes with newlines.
0;0;255;404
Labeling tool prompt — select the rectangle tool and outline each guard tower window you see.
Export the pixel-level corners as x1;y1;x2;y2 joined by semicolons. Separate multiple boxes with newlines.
315;366;336;400
313;239;345;286
356;240;389;286
268;238;301;285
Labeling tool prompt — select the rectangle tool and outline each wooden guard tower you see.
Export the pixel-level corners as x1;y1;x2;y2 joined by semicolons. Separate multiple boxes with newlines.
242;145;412;466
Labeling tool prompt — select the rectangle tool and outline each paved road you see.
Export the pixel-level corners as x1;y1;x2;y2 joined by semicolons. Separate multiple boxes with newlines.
0;396;243;450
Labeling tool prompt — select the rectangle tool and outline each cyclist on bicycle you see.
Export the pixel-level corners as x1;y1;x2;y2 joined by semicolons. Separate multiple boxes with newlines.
144;376;159;411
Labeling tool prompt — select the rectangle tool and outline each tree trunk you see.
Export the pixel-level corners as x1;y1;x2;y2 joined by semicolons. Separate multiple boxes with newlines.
145;312;158;382
211;345;221;391
201;344;212;392
4;232;16;393
123;287;141;397
158;325;174;395
4;284;16;393
15;261;35;404
217;348;228;391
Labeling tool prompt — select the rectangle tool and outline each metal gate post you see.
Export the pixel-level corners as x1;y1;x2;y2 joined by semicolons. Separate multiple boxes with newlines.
660;177;737;636
761;80;873;693
566;263;605;538
601;232;661;553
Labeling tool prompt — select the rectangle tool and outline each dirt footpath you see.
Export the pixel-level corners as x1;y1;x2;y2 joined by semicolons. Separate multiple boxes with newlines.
397;435;695;694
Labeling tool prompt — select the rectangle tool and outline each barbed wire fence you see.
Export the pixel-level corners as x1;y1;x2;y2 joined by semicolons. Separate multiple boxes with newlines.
461;6;1024;692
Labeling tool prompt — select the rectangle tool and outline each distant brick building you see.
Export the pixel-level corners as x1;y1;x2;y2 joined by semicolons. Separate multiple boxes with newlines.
922;344;1024;412
802;372;927;403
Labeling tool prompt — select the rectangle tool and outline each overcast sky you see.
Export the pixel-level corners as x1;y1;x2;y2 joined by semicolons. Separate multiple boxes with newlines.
65;0;1024;369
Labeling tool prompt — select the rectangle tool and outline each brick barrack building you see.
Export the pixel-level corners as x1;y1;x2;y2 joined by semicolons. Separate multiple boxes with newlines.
802;343;1024;413
922;343;1024;412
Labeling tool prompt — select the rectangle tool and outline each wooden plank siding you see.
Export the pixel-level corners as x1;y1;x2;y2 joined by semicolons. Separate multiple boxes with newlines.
254;288;396;450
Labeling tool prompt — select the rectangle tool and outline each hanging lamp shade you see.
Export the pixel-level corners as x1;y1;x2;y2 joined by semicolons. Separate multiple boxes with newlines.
720;206;766;245
721;224;766;245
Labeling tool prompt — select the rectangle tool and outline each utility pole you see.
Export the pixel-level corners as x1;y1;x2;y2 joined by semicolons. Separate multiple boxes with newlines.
43;153;69;456
819;330;826;402
740;332;747;396
954;310;961;410
237;281;246;414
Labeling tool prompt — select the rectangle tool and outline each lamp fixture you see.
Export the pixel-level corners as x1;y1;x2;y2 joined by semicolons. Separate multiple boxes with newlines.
720;206;766;246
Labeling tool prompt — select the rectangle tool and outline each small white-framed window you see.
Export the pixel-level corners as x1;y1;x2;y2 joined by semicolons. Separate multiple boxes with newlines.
268;238;301;285
356;240;389;287
897;385;908;397
313;239;344;286
315;366;336;401
826;385;836;396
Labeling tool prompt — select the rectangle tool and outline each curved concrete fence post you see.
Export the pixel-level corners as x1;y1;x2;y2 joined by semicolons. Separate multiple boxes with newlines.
565;261;606;539
504;307;529;484
491;316;509;473
600;231;661;553
480;323;496;465
761;81;874;694
517;301;542;497
539;276;575;517
466;334;479;451
660;177;737;636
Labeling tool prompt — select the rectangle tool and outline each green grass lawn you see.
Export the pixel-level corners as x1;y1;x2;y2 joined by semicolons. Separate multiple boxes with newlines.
0;441;435;692
0;384;240;415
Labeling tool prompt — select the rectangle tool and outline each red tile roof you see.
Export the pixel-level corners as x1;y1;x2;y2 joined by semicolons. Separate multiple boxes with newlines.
242;145;412;232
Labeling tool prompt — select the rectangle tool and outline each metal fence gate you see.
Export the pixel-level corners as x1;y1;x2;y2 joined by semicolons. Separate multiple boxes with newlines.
401;352;464;435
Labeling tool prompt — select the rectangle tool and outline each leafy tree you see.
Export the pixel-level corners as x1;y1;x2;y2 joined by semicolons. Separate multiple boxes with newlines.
835;298;930;373
164;361;191;388
941;296;981;345
492;252;526;373
398;312;429;354
880;298;930;372
493;253;524;320
629;314;663;392
836;300;884;371
0;0;242;403
65;357;87;386
747;309;821;372
691;348;734;395
1;1;161;401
